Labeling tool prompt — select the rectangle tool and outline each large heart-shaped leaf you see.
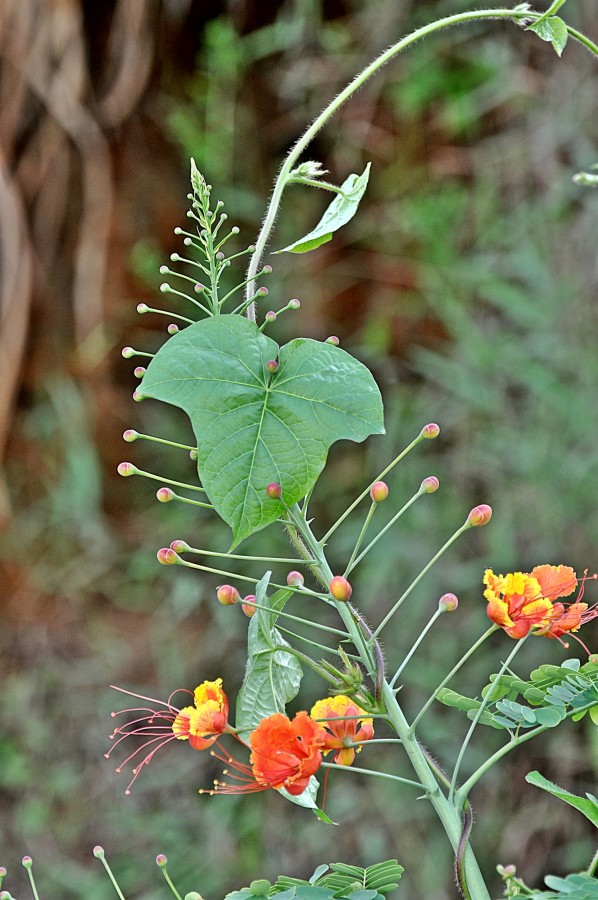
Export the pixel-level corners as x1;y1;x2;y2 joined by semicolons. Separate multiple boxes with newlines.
278;164;371;254
139;314;384;545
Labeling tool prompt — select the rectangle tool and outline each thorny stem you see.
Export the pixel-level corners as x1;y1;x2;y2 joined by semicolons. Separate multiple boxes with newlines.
244;7;598;321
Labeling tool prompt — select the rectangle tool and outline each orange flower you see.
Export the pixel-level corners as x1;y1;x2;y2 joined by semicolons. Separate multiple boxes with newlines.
107;679;229;792
484;565;597;644
206;711;326;797
484;569;553;639
310;695;374;767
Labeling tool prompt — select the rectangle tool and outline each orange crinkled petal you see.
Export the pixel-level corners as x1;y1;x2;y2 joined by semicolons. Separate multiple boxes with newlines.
531;565;577;602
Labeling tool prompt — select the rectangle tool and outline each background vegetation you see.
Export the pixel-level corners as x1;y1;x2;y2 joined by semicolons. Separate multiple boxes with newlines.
1;1;597;898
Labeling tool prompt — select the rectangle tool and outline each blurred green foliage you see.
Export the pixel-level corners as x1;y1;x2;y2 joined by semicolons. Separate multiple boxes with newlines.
2;1;598;898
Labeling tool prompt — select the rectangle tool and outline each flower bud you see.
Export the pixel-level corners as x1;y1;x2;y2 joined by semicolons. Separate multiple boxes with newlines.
329;576;352;602
265;482;282;499
185;894;204;900
195;283;205;293
157;548;179;565
121;347;135;359
156;487;174;502
170;539;190;554
370;481;389;503
168;323;179;335
216;585;240;606
421;476;439;494
257;287;268;297
123;429;138;442
326;335;340;345
21;857;32;869
133;366;146;378
467;504;493;527
287;570;304;587
438;593;459;613
242;595;257;617
137;303;149;314
421;423;440;439
262;265;272;274
266;360;279;374
117;462;135;477
132;390;143;402
156;854;168;867
288;298;301;310
189;448;198;460
265;310;277;322
216;251;225;261
93;846;105;859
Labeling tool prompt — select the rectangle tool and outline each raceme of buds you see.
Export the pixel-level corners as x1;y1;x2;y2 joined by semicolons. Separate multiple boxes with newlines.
265;482;282;499
438;593;459;613
421;476;439;494
370;481;389;503
467;504;493;527
287;570;304;587
242;595;257;617
421;423;440;439
329;576;352;602
216;585;241;606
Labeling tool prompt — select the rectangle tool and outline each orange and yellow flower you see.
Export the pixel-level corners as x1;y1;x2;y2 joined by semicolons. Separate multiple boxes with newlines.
310;695;374;767
107;679;229;792
207;711;326;797
484;565;597;643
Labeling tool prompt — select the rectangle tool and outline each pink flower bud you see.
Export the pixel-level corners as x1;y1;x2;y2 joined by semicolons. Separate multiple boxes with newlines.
121;347;135;359
133;390;143;402
287;570;304;587
262;265;272;274
156;487;174;502
117;462;135;477
123;429;138;442
157;548;179;565
137;303;149;314
170;539;190;554
21;857;32;868
265;310;277;322
216;585;240;606
329;576;352;602
93;846;105;859
133;366;146;378
167;323;179;335
266;360;279;374
257;287;268;297
326;336;340;345
288;298;301;310
370;481;389;503
467;504;493;527
265;482;282;499
438;593;459;612
195;283;205;293
421;423;440;439
421;476;439;494
156;854;168;867
242;595;257;617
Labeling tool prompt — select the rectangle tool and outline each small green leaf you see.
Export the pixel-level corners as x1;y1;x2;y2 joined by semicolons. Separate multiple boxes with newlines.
531;0;567;27
236;573;303;734
278;164;371;253
526;771;598;828
140;315;384;545
532;707;564;727
529;16;568;56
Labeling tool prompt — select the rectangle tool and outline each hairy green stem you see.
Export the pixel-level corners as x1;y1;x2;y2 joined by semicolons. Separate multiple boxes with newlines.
587;846;598;877
244;6;598;320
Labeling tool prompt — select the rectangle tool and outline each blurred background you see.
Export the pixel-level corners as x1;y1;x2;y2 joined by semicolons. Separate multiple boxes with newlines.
1;0;597;897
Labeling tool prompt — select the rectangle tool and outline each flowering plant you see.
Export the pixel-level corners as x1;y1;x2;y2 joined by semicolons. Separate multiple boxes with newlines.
2;3;598;900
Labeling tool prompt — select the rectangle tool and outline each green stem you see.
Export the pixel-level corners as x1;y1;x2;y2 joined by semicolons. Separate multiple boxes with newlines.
347;487;423;574
344;501;377;574
244;6;570;320
182;546;314;565
456;698;598;804
374;523;469;638
321;760;426;791
389;607;444;689
587;846;598;877
286;506;491;899
321;432;424;544
410;626;497;733
449;637;528;801
288;176;346;193
159;865;183;900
